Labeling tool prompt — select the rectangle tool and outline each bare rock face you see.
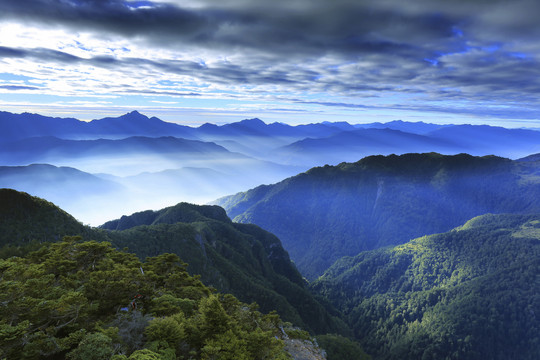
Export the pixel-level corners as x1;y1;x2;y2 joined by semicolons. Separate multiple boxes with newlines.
284;338;327;360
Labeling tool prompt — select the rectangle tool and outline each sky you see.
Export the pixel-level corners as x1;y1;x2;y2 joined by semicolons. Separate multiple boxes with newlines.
0;0;539;127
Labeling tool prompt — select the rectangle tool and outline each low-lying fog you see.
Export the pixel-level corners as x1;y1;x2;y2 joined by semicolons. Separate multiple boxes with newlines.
0;154;306;226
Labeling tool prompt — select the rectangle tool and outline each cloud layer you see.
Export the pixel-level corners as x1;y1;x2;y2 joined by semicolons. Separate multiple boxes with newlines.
0;0;539;123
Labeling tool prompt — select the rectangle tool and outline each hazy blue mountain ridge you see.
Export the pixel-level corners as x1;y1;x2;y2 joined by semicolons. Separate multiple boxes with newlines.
87;110;197;138
356;119;450;134
0;110;356;145
0;111;84;142
0;159;303;226
273;128;459;166
0;163;122;195
0;135;233;165
426;124;540;158
3;110;540;168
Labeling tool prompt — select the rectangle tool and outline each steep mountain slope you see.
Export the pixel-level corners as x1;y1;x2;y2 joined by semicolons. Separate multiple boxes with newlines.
0;188;100;254
215;153;540;278
100;203;348;335
312;213;540;359
0;189;347;336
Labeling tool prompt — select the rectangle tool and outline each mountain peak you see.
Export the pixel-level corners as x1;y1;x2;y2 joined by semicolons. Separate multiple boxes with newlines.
235;118;266;128
120;110;148;121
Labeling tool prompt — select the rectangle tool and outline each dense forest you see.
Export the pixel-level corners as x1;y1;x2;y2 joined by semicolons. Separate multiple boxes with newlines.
0;236;317;359
312;213;540;359
216;153;540;279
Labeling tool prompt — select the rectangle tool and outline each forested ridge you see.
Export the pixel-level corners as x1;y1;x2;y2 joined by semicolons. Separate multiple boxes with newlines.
312;213;540;359
0;188;347;337
215;152;540;279
98;204;348;335
0;188;366;360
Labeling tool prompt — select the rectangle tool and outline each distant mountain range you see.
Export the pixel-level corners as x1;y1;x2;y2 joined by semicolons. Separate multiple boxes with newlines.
2;109;540;226
274;123;540;167
0;110;349;144
3;110;540;163
0;110;194;141
357;119;450;134
214;152;540;279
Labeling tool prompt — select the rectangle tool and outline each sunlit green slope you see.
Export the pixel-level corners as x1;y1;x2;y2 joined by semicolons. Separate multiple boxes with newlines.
312;213;540;360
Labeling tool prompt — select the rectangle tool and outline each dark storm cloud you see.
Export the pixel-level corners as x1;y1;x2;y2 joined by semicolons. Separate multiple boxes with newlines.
0;0;213;43
0;0;458;58
0;1;536;62
0;46;27;58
